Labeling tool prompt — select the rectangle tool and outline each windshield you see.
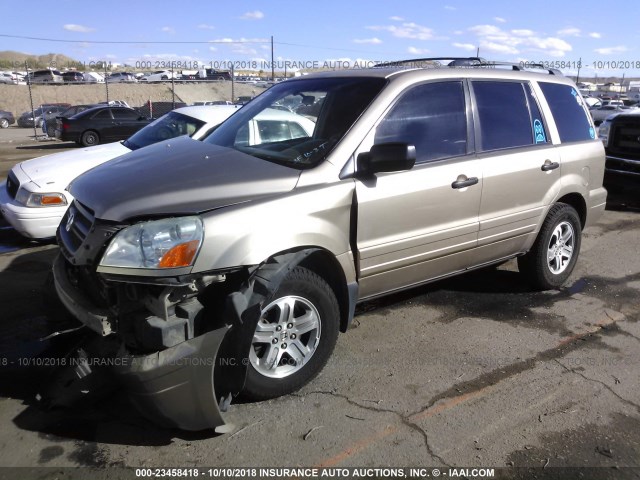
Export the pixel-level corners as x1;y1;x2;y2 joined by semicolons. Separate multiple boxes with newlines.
123;111;206;150
204;77;386;168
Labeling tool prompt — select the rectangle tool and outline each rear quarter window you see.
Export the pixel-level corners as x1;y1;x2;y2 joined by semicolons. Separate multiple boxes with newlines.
539;82;595;143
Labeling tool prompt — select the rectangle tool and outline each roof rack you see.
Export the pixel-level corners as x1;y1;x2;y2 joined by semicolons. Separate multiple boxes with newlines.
373;57;563;76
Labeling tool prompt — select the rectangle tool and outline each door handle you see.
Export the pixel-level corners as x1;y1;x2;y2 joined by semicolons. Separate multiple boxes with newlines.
541;161;559;171
451;177;479;189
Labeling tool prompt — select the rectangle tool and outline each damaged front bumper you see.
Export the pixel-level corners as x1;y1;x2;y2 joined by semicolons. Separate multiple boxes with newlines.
51;254;238;432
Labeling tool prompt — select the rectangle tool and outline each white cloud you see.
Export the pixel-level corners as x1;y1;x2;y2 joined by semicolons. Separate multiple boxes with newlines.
453;30;464;35
481;41;519;55
408;46;430;54
210;37;269;56
594;45;628;55
444;5;457;10
453;42;476;51
469;24;572;57
198;24;215;30
557;27;581;37
389;16;404;21
469;24;502;36
353;37;383;44
63;24;95;33
527;37;572;57
161;26;175;34
589;32;602;39
367;22;434;40
494;17;506;23
241;10;264;20
511;29;534;36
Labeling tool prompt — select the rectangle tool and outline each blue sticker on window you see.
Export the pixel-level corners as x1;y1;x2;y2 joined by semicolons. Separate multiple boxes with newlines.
589;126;595;139
571;88;577;96
533;119;546;143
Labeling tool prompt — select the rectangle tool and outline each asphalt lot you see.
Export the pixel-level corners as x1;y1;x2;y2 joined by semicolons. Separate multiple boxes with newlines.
0;129;640;477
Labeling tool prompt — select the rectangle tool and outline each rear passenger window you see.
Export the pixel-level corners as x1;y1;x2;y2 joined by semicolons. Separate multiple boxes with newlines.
375;81;467;164
92;110;112;119
538;82;595;143
112;109;138;119
525;84;549;144
473;81;533;151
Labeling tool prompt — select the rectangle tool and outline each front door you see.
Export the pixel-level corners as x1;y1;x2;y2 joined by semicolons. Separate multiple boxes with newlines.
354;80;482;299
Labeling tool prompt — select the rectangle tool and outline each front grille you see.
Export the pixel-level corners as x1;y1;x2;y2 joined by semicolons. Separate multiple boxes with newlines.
58;200;95;255
6;171;19;199
609;121;640;159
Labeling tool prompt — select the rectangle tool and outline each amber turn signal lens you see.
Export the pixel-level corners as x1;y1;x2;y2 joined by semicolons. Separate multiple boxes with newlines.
158;240;200;268
41;195;65;205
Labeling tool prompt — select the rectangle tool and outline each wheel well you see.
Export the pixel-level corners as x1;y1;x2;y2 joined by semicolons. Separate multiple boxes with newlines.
297;249;350;334
556;193;587;228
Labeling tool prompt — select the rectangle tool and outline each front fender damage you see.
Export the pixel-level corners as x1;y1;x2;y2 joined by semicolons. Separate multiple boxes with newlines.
44;250;320;431
114;326;233;433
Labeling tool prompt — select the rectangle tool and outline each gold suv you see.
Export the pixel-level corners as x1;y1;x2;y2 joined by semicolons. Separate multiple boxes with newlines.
52;58;607;431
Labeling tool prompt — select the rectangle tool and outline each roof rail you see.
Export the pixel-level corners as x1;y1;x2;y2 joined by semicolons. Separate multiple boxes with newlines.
373;57;563;76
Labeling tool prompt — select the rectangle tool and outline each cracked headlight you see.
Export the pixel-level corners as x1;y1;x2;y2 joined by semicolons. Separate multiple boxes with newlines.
15;189;68;207
100;216;204;269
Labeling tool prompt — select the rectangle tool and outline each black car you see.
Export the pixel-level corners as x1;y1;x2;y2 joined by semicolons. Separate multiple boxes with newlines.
55;106;151;146
42;104;100;135
0;110;15;129
598;109;640;197
62;71;85;83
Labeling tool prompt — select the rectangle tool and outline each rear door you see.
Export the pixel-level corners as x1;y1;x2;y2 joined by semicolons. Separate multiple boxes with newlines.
355;80;482;298
89;108;116;139
471;80;561;263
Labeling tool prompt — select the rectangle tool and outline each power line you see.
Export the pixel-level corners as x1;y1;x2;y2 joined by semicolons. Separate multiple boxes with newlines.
0;33;406;55
0;33;269;44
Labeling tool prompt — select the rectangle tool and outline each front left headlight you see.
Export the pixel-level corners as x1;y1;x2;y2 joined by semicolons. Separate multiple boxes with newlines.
15;189;68;207
100;216;204;269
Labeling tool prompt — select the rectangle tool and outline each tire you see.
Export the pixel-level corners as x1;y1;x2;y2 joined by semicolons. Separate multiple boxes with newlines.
518;203;582;290
242;266;340;400
0;118;8;129
81;130;99;147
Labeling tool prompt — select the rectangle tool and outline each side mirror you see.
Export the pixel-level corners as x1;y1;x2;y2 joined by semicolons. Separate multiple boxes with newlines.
357;143;416;176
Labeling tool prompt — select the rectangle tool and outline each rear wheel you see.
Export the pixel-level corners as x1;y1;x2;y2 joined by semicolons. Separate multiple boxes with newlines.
242;267;340;400
81;130;99;147
518;203;582;290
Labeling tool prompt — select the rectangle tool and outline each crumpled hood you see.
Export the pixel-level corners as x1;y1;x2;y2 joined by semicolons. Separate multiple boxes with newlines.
69;136;301;222
20;142;131;190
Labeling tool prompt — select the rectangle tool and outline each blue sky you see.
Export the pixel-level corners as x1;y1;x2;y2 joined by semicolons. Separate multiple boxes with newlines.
1;0;638;77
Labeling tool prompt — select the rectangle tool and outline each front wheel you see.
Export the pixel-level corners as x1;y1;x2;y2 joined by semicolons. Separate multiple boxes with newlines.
242;267;340;400
518;203;582;290
0;118;8;128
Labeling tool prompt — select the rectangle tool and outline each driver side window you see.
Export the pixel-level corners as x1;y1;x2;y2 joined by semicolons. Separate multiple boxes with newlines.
375;81;467;164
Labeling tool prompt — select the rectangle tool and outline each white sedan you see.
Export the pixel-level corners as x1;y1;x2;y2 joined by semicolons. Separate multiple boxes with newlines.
1;105;241;239
139;70;180;82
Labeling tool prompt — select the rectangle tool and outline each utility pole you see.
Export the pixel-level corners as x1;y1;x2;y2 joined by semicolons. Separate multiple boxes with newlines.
271;36;275;81
25;61;37;140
